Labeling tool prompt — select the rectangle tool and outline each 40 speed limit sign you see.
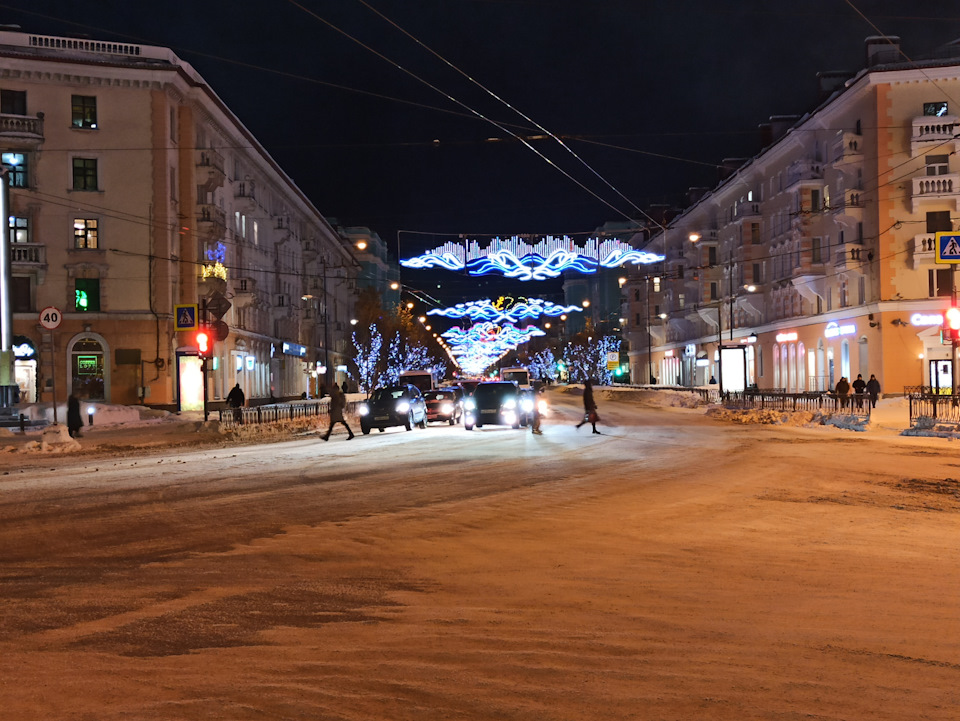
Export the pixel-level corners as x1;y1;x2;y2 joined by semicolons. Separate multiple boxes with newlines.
39;306;63;329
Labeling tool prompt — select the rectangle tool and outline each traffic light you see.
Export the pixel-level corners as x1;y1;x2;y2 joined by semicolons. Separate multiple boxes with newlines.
196;328;213;358
944;307;960;342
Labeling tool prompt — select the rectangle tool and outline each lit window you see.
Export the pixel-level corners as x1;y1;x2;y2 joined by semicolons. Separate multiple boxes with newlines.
71;95;98;128
8;216;28;243
1;152;27;187
74;218;98;249
923;101;948;117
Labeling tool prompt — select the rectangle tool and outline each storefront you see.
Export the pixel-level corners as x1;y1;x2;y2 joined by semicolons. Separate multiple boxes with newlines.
13;335;37;403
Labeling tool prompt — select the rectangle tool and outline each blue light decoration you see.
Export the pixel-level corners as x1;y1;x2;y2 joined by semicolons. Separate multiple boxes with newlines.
428;296;582;324
441;322;546;376
401;235;664;280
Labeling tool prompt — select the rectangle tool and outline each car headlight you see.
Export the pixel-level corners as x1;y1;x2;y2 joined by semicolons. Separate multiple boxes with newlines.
537;400;548;413
396;401;410;413
503;398;517;409
441;403;453;414
464;398;476;410
358;403;370;416
520;399;534;412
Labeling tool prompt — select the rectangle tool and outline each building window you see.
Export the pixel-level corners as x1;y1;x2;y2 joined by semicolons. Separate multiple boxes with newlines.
750;223;760;244
635;313;641;325
1;152;27;187
0;89;26;115
923;101;949;117
930;268;952;297
75;278;101;312
9;216;28;243
926;154;950;176
72;157;99;191
709;282;718;300
74;218;99;249
71;95;98;128
812;237;822;263
752;263;761;284
927;210;952;233
633;288;640;302
810;188;822;212
11;276;31;313
858;276;865;305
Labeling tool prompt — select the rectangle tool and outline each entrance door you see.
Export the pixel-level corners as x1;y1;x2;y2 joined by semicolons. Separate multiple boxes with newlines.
930;359;952;394
71;337;105;400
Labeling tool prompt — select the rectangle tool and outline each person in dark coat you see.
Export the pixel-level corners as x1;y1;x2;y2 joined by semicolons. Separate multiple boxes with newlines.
67;395;83;438
575;378;601;434
852;374;867;409
322;384;354;441
866;374;881;408
835;376;851;409
341;380;349;396
226;383;245;424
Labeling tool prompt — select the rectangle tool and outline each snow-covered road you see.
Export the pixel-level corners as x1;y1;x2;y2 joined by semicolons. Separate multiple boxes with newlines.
2;389;959;720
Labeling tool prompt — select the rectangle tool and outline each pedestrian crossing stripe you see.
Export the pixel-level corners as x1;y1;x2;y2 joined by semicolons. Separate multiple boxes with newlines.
936;232;960;263
174;303;198;331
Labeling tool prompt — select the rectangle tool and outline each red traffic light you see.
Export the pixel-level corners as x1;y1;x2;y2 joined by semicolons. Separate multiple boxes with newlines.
946;307;960;330
196;329;212;357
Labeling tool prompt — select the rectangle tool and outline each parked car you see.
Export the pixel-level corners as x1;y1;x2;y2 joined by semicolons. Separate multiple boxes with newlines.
463;381;523;430
358;384;428;434
423;387;463;425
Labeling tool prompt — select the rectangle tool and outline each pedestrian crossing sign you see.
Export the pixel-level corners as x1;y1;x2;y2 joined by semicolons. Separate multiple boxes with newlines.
936;232;960;263
174;304;198;331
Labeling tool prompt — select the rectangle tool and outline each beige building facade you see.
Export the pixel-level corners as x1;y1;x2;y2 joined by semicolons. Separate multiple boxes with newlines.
3;31;358;409
623;38;960;396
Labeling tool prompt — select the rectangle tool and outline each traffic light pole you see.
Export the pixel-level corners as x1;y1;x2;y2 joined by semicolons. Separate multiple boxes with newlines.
201;298;209;422
953;267;957;397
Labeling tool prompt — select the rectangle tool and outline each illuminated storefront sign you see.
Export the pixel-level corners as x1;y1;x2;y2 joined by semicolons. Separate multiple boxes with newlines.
13;342;35;359
401;235;664;280
76;355;99;374
911;313;944;326
245;356;256;371
775;332;798;343
282;341;306;357
684;344;696;357
824;321;856;338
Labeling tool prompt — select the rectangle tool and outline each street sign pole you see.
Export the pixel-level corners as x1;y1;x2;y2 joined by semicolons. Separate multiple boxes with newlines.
39;307;63;424
935;232;960;395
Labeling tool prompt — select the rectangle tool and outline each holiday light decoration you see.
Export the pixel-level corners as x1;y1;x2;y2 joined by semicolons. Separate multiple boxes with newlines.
441;321;546;376
428;296;582;323
401;235;664;280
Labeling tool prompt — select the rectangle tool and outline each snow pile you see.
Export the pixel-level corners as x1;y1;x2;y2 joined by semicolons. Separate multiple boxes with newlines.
704;406;869;431
558;384;708;408
20;402;165;426
15;424;82;454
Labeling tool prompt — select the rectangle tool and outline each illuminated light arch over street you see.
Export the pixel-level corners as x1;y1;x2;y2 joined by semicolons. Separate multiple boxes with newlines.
441;322;546;375
428;296;583;324
401;235;664;280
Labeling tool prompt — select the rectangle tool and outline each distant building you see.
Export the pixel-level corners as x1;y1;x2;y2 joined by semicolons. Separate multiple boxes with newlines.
3;29;359;407
336;225;401;309
622;36;960;394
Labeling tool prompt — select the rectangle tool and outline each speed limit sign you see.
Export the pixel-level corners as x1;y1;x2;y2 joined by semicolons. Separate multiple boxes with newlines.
39;306;63;329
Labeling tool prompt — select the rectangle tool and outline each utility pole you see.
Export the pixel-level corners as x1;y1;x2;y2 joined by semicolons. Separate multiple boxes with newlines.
0;167;19;412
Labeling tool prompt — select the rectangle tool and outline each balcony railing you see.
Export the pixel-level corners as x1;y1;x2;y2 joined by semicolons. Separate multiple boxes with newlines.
834;243;866;271
911;115;959;156
785;160;824;188
733;201;761;220
831;130;863;166
196;149;225;189
911;233;936;269
197;204;226;236
911;173;960;212
0;112;44;140
10;242;45;265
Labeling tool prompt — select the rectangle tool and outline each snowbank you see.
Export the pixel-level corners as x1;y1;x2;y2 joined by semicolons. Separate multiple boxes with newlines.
556;384;709;408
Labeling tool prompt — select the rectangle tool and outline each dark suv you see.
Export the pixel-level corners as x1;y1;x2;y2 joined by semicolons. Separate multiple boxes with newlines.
463;381;522;430
358;384;428;434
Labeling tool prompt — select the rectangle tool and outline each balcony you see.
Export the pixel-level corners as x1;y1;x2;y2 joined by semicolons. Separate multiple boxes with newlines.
196;204;226;239
0;112;44;143
828;188;864;225
834;243;867;274
196;149;225;190
911;115;959;156
732;201;761;221
234;180;257;211
911;233;937;269
831;130;863;167
10;241;44;265
911;173;960;212
785;159;824;188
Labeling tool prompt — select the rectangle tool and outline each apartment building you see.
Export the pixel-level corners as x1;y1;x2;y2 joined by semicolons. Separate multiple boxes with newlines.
623;36;960;395
2;30;359;409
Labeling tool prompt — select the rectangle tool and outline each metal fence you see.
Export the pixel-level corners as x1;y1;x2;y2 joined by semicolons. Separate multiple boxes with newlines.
217;399;361;430
908;394;960;426
722;391;872;419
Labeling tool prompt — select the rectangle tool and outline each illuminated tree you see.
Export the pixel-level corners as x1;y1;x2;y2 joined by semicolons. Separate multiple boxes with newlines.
352;324;383;394
528;348;558;382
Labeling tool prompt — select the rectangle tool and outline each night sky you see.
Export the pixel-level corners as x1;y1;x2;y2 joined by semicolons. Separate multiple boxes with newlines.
2;1;960;304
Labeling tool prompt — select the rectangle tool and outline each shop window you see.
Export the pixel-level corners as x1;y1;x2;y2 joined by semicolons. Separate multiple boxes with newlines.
75;278;101;312
71;337;105;400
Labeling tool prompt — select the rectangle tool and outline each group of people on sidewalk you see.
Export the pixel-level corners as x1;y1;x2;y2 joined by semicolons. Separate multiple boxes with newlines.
834;373;881;410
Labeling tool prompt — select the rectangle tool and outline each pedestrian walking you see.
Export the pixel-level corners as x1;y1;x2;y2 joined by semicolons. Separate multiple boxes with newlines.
835;376;851;409
322;384;354;441
67;395;83;438
866;374;881;409
852;373;866;410
341;380;349;396
227;383;245;424
531;387;545;435
575;378;601;434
